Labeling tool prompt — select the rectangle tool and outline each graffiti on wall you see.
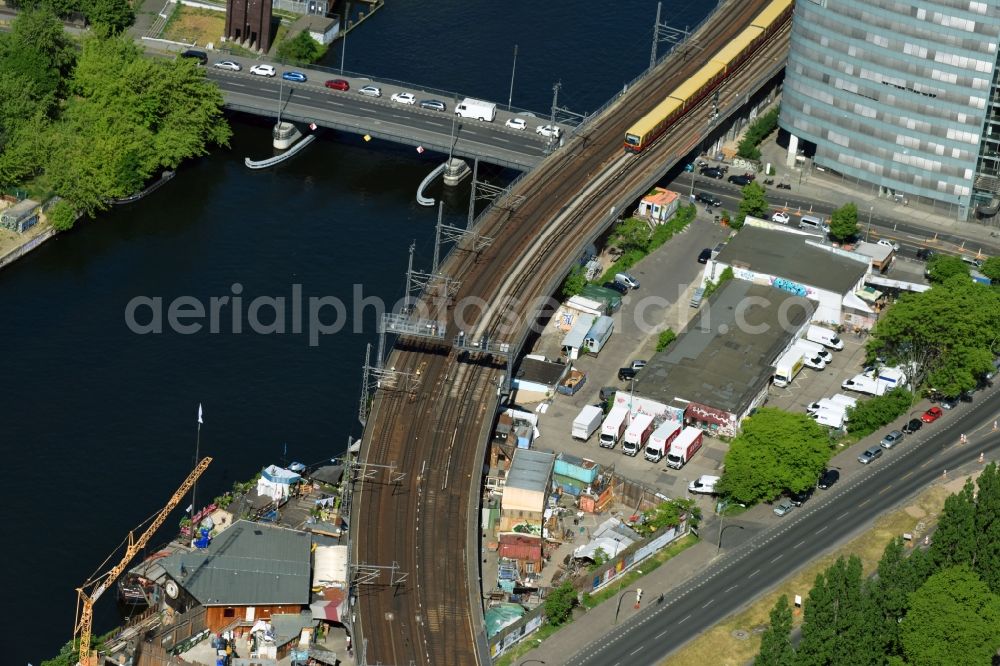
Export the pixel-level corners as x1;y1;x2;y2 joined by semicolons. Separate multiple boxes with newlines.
771;276;809;297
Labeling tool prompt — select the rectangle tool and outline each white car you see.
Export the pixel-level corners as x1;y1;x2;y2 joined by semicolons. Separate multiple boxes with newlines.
771;211;790;224
505;117;527;130
801;354;826;370
214;60;242;71
359;85;382;98
536;124;561;139
391;92;416;105
250;64;275;77
877;238;900;251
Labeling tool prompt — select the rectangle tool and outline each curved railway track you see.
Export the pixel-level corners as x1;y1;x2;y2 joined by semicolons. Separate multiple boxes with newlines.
354;1;788;663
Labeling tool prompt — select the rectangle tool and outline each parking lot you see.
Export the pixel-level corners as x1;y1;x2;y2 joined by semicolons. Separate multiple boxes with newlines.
765;331;870;418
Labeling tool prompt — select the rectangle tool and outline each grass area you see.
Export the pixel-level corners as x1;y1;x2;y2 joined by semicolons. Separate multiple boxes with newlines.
582;533;699;608
163;6;225;46
664;484;952;666
598;206;696;284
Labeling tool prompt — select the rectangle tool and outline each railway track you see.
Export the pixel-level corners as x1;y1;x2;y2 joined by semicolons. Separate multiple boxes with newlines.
353;1;789;663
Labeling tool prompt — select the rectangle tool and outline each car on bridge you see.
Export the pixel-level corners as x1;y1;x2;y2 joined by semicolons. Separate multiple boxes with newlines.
536;124;562;139
420;99;447;111
505;117;527;130
250;64;276;77
391;92;416;105
213;60;242;71
359;85;382;98
282;71;307;83
325;79;350;91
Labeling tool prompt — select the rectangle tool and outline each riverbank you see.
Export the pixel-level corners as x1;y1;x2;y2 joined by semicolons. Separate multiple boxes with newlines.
0;207;57;272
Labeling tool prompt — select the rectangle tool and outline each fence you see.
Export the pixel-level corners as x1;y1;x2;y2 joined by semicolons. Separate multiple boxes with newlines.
137;606;208;666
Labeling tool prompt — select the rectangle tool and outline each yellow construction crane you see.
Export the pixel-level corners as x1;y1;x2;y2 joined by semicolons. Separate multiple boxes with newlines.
74;456;212;666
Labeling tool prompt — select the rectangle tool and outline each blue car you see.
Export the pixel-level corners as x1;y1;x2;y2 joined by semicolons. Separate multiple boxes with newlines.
282;71;307;83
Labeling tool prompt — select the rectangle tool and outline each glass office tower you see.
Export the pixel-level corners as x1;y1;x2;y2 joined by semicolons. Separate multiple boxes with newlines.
780;0;1000;221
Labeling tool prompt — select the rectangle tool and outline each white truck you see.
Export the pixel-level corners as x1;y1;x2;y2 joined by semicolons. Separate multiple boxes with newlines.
645;421;681;463
807;398;852;419
571;405;604;441
806;324;844;350
599;405;630;449
812;406;846;429
829;393;858;410
621;413;655;456
773;349;805;388
666;426;704;469
455;98;497;121
842;368;906;396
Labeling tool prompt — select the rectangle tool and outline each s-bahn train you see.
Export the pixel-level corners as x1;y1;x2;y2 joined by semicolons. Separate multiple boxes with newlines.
624;0;794;153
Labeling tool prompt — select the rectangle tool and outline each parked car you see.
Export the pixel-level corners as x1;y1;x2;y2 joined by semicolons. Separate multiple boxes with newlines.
789;487;813;506
902;418;923;434
771;211;790;224
697;248;713;264
325;79;350;91
700;167;724;179
921;406;943;422
282;71;307;82
939;397;958;410
599;386;617;402
536;124;562;139
602;281;628;295
617;367;638;381
180;49;208;65
916;248;934;261
505;117;527;130
359;85;382;97
818;469;840;489
250;64;276;77
419;99;447;111
615;272;640;289
728;174;753;186
695;192;722;207
213;60;242;71
773;499;795;516
880;429;904;449
630;360;648;370
391;92;416;105
858;446;883;464
877;238;900;251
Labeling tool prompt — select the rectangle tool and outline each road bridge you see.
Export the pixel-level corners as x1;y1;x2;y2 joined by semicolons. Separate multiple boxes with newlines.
349;1;791;663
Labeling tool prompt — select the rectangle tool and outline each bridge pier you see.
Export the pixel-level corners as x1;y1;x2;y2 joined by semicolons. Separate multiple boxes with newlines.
443;158;471;186
272;121;301;150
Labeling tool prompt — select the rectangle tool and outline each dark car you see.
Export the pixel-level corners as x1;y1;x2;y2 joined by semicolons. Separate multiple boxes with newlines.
180;49;208;65
695;192;722;206
728;174;753;186
325;79;350;91
902;418;923;434
697;248;713;264
939;397;958;410
419;99;447;112
789;487;813;506
916;248;934;261
618;367;638;381
599;386;617;402
602;281;629;295
818;469;840;489
700;167;724;179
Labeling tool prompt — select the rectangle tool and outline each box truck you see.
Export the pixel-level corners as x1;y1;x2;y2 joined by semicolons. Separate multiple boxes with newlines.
600;405;630;449
455;98;497;121
645;421;681;463
622;413;655;456
773;349;804;388
812;406;846;429
806;324;844;350
571;405;604;441
807;399;851;419
842;371;904;396
688;475;720;494
793;339;832;363
666;426;703;469
829;393;858;410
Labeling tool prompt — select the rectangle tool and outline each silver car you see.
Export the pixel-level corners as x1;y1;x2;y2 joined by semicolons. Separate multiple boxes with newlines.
773;499;795;517
359;85;382;98
880;430;904;449
858;446;883;464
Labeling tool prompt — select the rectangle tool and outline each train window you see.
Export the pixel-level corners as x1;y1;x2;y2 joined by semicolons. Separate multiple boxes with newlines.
625;134;640;146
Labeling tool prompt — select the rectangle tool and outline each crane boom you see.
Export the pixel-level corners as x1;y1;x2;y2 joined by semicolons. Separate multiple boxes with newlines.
74;456;212;666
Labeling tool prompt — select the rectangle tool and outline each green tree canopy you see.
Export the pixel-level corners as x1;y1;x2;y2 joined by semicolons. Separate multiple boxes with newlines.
868;275;1000;397
82;0;134;32
637;498;699;535
925;254;969;284
276;30;326;63
900;564;1000;666
756;595;795;666
828;202;858;242
544;580;578;626
717;408;830;504
611;216;652;254
736;181;768;227
47;199;77;231
560;264;587;298
845;388;912;436
980;256;1000;284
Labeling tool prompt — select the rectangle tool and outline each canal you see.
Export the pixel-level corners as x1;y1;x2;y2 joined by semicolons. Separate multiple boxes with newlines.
2;1;711;662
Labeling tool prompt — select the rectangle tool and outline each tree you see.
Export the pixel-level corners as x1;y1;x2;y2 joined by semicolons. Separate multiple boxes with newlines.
82;0;134;32
560;264;587;298
637;498;699;535
656;328;676;352
828;202;858;242
544;580;578;626
611;216;652;254
925;254;969;284
900;565;1000;666
276;30;326;63
47;199;77;231
845;388;913;437
869;537;932;657
738;181;768;220
980;256;1000;284
868;275;1000;397
737;107;779;160
974;463;1000;592
930;478;977;569
795;570;836;665
718;408;830;505
756;595;795;666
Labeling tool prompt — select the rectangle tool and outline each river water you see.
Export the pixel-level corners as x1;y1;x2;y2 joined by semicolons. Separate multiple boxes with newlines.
2;1;710;662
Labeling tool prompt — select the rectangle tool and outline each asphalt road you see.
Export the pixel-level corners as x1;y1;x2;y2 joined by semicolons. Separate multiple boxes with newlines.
205;67;554;164
678;173;1000;259
568;387;1000;665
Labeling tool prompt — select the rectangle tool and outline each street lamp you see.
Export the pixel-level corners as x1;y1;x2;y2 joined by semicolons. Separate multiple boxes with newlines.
866;205;873;243
518;661;546;666
615;589;635;624
508;44;519;111
717;523;745;555
339;27;347;75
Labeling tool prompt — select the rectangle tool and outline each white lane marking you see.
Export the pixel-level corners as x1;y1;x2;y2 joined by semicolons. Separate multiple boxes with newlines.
749;568;760;577
655;630;668;639
816;525;828;534
702;599;714;608
679;614;691;624
838;512;850;520
725;585;737;593
794;540;805;549
771;554;783;563
630;647;644;656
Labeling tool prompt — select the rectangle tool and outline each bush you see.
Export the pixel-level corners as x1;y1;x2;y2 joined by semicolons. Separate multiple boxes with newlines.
656;328;676;352
276;30;327;63
737;107;780;160
846;388;913;437
560;264;587;298
48;199;77;231
544;580;578;626
599;206;694;283
702;266;733;300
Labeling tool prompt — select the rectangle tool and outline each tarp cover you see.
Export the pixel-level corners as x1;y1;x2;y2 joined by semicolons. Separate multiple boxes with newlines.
313;545;348;588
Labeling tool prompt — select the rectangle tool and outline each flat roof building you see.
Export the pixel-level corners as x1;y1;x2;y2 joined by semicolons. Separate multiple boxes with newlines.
631;281;812;436
499;449;554;534
779;0;1000;221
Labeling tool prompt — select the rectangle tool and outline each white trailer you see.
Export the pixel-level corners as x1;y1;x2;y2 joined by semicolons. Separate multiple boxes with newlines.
829;393;858;410
571;405;604;441
455;98;497;121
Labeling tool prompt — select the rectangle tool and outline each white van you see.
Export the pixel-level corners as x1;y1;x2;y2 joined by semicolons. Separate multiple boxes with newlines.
799;215;825;232
688;475;720;494
806;324;844;350
793;339;832;363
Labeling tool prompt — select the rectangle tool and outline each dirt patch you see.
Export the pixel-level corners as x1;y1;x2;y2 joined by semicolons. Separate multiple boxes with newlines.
665;483;953;666
163;6;225;47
